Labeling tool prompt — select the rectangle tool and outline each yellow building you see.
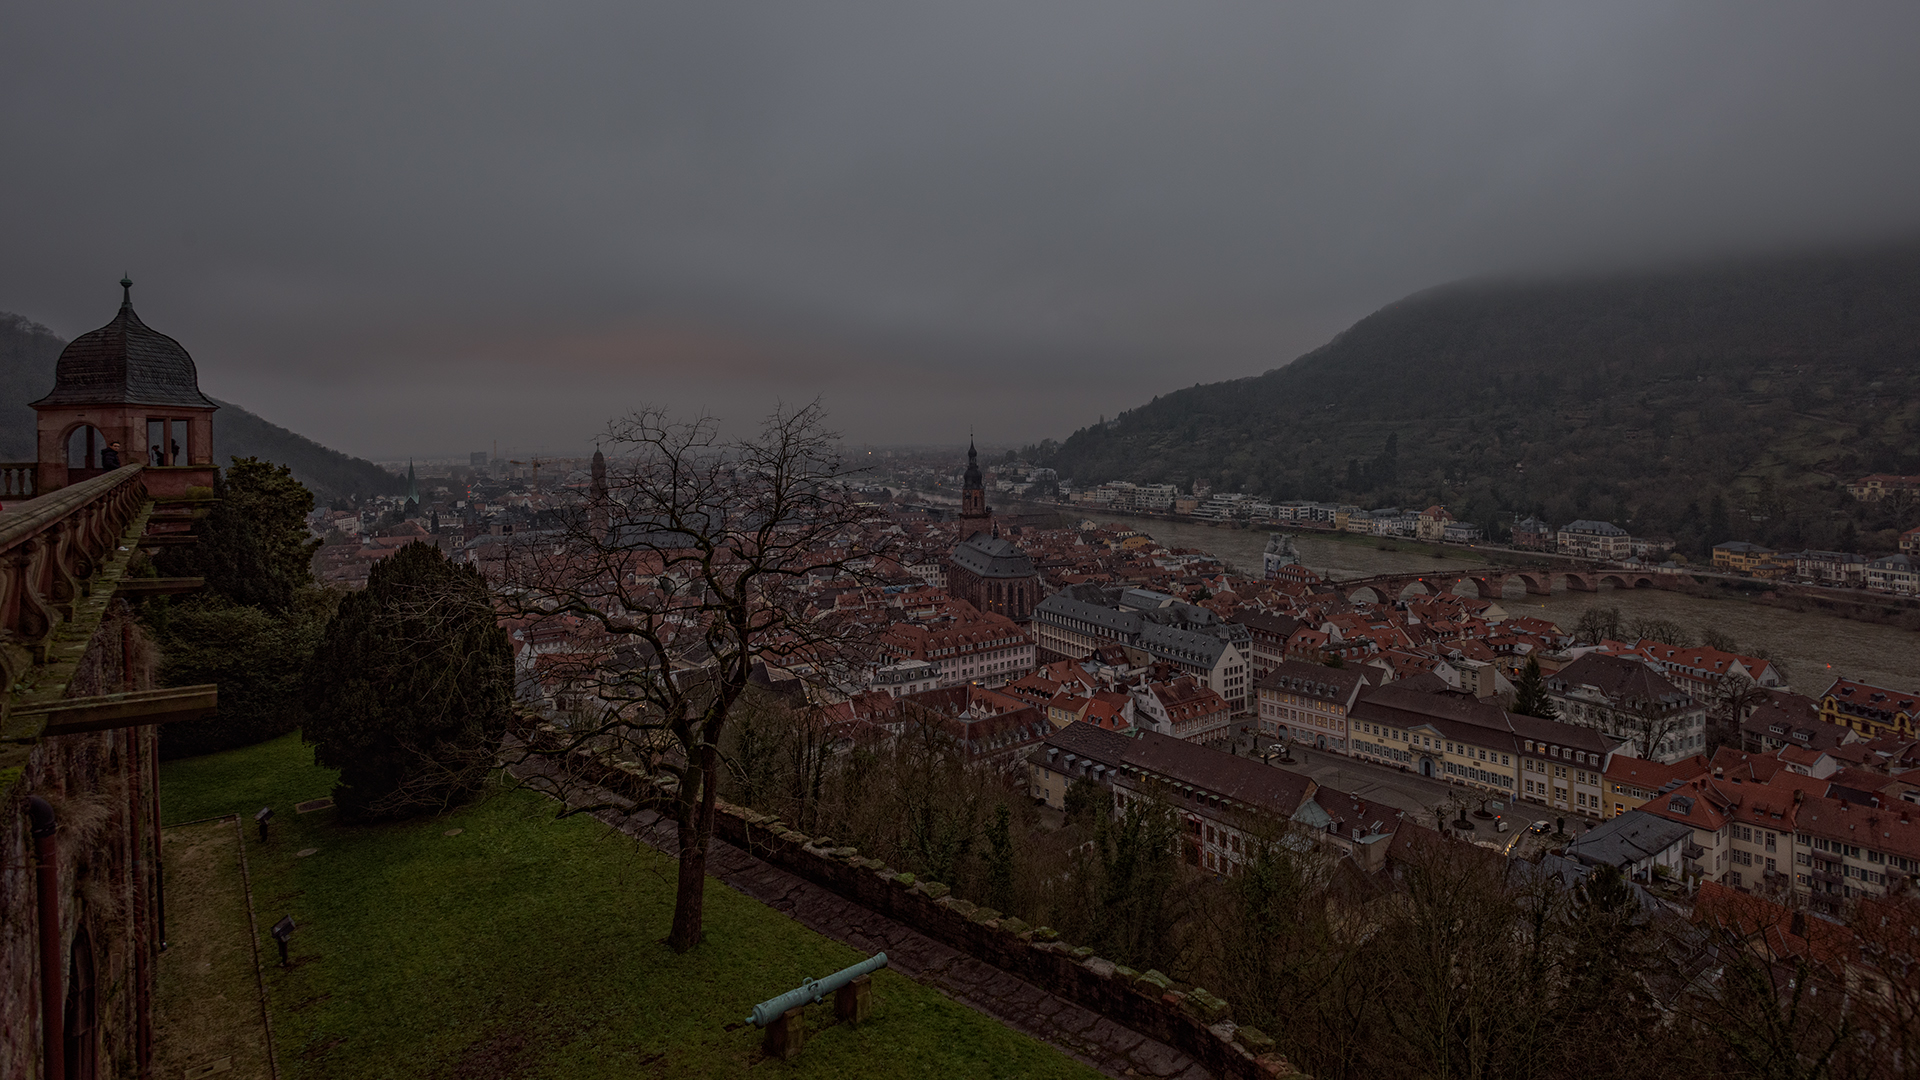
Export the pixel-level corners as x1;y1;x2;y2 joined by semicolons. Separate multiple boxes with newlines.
1820;677;1917;739
1712;541;1777;573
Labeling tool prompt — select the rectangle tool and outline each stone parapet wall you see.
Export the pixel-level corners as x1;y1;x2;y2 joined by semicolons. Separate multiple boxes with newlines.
550;746;1303;1079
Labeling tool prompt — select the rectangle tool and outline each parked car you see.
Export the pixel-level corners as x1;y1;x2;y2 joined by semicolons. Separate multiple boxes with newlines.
1529;820;1551;835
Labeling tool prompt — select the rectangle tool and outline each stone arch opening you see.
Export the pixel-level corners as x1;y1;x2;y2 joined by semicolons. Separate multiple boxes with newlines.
64;423;108;471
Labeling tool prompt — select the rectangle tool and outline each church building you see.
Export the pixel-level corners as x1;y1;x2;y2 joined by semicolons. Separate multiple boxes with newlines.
946;440;1043;622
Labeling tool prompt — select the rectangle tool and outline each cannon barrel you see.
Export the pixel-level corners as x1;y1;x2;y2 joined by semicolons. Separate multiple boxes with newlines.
745;953;889;1027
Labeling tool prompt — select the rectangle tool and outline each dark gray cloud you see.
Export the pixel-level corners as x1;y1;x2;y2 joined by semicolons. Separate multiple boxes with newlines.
5;2;1918;458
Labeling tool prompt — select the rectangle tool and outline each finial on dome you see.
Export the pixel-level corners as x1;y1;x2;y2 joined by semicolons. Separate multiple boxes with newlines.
120;275;133;306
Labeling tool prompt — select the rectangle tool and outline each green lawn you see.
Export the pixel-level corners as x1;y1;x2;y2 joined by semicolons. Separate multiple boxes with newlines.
161;734;1101;1080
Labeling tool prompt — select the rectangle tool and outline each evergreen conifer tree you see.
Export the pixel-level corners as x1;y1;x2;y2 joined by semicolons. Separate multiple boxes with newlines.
303;541;515;819
1511;655;1559;720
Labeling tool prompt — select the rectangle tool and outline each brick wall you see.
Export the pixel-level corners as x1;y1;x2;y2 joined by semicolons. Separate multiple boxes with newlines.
1;603;161;1080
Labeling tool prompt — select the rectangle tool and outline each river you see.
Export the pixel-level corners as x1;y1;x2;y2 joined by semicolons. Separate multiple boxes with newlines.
1045;507;1919;693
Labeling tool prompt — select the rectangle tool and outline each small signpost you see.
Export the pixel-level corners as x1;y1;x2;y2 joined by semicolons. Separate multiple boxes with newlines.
745;952;888;1059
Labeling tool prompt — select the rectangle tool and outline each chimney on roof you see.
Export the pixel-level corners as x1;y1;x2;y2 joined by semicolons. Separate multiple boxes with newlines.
1790;911;1807;939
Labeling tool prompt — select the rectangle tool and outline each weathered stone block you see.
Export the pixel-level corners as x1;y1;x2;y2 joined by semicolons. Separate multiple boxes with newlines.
1255;1050;1304;1077
1236;1025;1276;1053
1186;988;1232;1022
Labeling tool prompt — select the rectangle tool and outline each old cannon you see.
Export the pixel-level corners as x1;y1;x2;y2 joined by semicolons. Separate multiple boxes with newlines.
746;952;888;1059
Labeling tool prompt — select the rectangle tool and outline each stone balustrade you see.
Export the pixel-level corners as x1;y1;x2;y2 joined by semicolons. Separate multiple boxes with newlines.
0;465;150;695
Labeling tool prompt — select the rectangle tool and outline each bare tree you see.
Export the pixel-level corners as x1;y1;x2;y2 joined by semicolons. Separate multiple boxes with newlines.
1607;693;1694;761
1708;673;1768;752
1626;616;1691;647
501;402;885;951
1573;605;1623;645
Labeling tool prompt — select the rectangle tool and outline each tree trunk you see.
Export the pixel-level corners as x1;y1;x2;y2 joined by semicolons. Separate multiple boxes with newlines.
667;743;720;952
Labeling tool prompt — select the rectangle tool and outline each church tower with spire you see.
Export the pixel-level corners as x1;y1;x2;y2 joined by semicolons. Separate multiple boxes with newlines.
589;446;609;539
947;436;1041;622
959;438;990;524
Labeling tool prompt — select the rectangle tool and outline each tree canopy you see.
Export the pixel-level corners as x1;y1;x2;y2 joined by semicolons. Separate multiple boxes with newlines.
159;456;320;613
304;541;515;819
152;457;333;757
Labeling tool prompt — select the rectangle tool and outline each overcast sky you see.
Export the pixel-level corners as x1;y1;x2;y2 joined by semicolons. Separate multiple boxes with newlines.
4;3;1918;459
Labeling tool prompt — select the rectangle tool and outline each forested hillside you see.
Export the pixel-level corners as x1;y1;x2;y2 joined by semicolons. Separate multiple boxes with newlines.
1032;244;1920;556
0;311;401;502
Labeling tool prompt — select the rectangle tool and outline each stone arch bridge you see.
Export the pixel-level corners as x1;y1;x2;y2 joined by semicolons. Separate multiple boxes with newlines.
1336;563;1664;605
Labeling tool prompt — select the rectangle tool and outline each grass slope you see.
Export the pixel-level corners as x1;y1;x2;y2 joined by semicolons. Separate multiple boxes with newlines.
160;735;1099;1080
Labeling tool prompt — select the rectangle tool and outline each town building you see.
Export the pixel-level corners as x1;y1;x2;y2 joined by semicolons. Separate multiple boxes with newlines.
1026;724;1320;874
1846;473;1920;500
1510;516;1552;550
1031;585;1253;712
878;600;1035;690
1254;661;1370;753
1564;810;1695;883
1712;541;1778;573
1818;677;1917;740
1230;610;1303;681
1865;553;1918;595
1132;677;1234;745
1415;505;1454;542
1545;653;1707;763
1557;519;1630;560
1792;550;1868;587
897;684;1053;763
1602;754;1711;818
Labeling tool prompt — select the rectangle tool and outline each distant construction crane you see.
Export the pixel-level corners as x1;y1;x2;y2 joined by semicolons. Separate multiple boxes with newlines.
507;457;546;495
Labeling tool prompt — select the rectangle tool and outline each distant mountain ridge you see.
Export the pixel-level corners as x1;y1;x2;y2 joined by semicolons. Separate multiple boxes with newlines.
0;310;402;502
1031;243;1920;557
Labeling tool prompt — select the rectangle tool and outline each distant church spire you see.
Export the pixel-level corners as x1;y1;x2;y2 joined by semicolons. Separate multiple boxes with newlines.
405;459;419;505
959;435;989;525
589;445;609;539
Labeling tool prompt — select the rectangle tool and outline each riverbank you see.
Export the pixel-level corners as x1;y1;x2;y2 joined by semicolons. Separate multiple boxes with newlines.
1015;503;1917;691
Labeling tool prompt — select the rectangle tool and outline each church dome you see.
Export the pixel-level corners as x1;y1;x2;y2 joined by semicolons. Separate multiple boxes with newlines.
31;279;217;409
